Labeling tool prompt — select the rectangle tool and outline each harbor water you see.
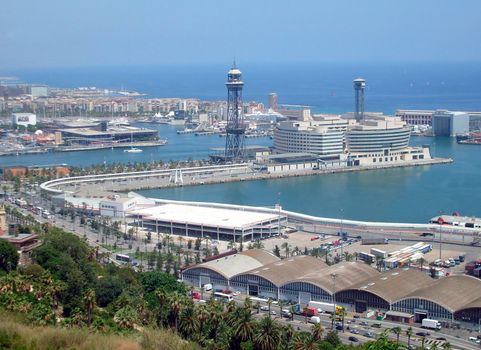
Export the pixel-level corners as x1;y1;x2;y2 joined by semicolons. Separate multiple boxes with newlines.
2;62;481;223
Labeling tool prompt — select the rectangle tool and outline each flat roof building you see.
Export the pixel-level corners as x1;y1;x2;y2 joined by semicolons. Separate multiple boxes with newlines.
131;203;287;242
432;110;470;137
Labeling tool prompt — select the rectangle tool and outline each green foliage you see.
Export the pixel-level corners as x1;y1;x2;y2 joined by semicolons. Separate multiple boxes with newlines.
140;270;186;294
0;240;19;273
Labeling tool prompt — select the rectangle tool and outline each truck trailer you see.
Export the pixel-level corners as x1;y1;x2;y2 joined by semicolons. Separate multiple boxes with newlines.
421;318;441;330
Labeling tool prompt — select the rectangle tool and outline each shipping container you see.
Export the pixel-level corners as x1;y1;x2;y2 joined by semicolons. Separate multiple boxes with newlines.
361;238;388;245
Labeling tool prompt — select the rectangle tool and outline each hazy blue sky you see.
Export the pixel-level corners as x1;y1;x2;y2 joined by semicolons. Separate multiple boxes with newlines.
2;0;481;68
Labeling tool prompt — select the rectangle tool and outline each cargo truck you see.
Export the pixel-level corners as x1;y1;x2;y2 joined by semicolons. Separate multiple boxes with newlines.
308;301;335;313
422;318;441;330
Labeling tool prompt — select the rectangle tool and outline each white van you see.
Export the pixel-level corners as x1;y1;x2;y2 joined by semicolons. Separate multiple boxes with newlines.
202;283;213;291
309;316;321;324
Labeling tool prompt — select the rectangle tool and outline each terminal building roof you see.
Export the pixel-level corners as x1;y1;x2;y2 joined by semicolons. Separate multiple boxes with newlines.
184;249;280;279
401;275;481;312
345;268;434;304
235;255;328;286
288;261;381;293
132;203;282;230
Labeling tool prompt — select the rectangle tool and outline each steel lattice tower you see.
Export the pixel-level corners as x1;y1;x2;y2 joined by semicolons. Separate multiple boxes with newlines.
224;64;246;162
353;78;366;122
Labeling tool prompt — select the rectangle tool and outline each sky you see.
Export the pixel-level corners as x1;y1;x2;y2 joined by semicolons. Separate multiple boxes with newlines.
1;0;481;68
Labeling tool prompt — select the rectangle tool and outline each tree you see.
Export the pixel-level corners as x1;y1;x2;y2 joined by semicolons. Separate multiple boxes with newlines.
281;242;290;258
0;240;19;273
254;316;282;350
391;326;401;344
311;323;324;341
273;245;281;258
406;326;413;348
324;330;341;347
83;288;96;326
231;308;255;343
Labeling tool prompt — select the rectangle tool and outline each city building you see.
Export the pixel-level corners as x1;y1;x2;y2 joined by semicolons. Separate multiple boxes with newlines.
432;110;470;136
59;126;158;144
99;196;139;218
395;110;434;126
268;93;278;110
12;113;36;127
346;117;411;153
131;203;287;242
0;205;6;235
27;85;49;98
273;117;349;156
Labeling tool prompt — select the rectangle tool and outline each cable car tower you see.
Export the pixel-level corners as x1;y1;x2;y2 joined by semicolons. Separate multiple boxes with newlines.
224;63;246;162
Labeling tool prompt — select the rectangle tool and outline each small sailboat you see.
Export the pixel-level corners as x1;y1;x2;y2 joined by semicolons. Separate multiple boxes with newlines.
123;131;143;153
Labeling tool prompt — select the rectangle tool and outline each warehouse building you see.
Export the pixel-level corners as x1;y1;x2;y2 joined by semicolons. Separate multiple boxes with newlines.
132;204;287;242
181;250;481;324
182;249;280;289
230;255;327;299
392;275;481;323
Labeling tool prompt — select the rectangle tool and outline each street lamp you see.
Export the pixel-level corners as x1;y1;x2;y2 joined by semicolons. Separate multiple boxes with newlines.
277;192;281;237
331;272;337;329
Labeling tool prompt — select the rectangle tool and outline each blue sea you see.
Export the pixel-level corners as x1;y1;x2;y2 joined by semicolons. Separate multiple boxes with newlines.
5;62;481;114
2;62;481;223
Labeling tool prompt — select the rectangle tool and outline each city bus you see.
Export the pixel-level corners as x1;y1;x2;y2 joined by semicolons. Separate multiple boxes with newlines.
115;254;131;263
214;292;233;302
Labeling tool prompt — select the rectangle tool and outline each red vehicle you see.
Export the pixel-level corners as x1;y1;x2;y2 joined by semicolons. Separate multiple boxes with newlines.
191;291;201;300
303;307;317;317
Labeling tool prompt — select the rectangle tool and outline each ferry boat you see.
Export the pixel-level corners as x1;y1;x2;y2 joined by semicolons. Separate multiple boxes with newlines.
124;147;143;153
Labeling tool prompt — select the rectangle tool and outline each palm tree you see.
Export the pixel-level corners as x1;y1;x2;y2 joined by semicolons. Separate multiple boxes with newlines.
311;323;324;341
231;308;255;343
256;301;261;314
291;332;318;350
391;326;401;344
178;307;200;339
406;326;413;348
267;298;273;318
244;296;252;310
83;288;96;326
196;304;210;336
442;342;452;350
281;242;290;258
283;324;295;349
169;293;183;332
419;257;426;271
254;316;282;350
329;312;336;329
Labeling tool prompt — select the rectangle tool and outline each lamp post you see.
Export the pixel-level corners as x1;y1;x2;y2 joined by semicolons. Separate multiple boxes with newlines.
331;272;337;329
340;208;344;258
277;192;281;237
438;212;443;261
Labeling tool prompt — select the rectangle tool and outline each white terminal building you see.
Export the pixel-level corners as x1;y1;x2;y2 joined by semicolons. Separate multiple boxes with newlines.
272;114;431;166
130;203;287;242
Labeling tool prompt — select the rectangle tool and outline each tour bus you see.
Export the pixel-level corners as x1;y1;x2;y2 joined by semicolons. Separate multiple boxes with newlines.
115;254;132;263
214;292;234;302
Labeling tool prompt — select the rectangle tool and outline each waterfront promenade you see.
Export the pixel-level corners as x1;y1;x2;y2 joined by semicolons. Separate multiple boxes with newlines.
38;156;481;245
41;157;452;194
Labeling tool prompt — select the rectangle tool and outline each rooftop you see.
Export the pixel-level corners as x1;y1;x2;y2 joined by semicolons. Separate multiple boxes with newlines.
402;275;481;312
236;255;328;286
184;249;280;279
131;203;283;230
347;268;434;304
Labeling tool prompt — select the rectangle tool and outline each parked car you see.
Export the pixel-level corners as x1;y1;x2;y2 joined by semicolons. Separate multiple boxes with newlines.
350;329;360;334
363;331;375;338
416;331;430;337
348;336;359;342
360;321;369;326
335;325;343;331
260;305;269;311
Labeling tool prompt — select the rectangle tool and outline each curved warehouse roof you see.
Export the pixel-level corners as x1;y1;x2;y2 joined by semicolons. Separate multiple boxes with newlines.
400;275;481;312
285;261;380;294
343;268;434;304
183;249;280;280
233;255;328;286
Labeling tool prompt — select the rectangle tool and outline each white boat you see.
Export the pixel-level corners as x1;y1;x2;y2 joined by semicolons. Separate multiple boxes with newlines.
124;147;143;153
